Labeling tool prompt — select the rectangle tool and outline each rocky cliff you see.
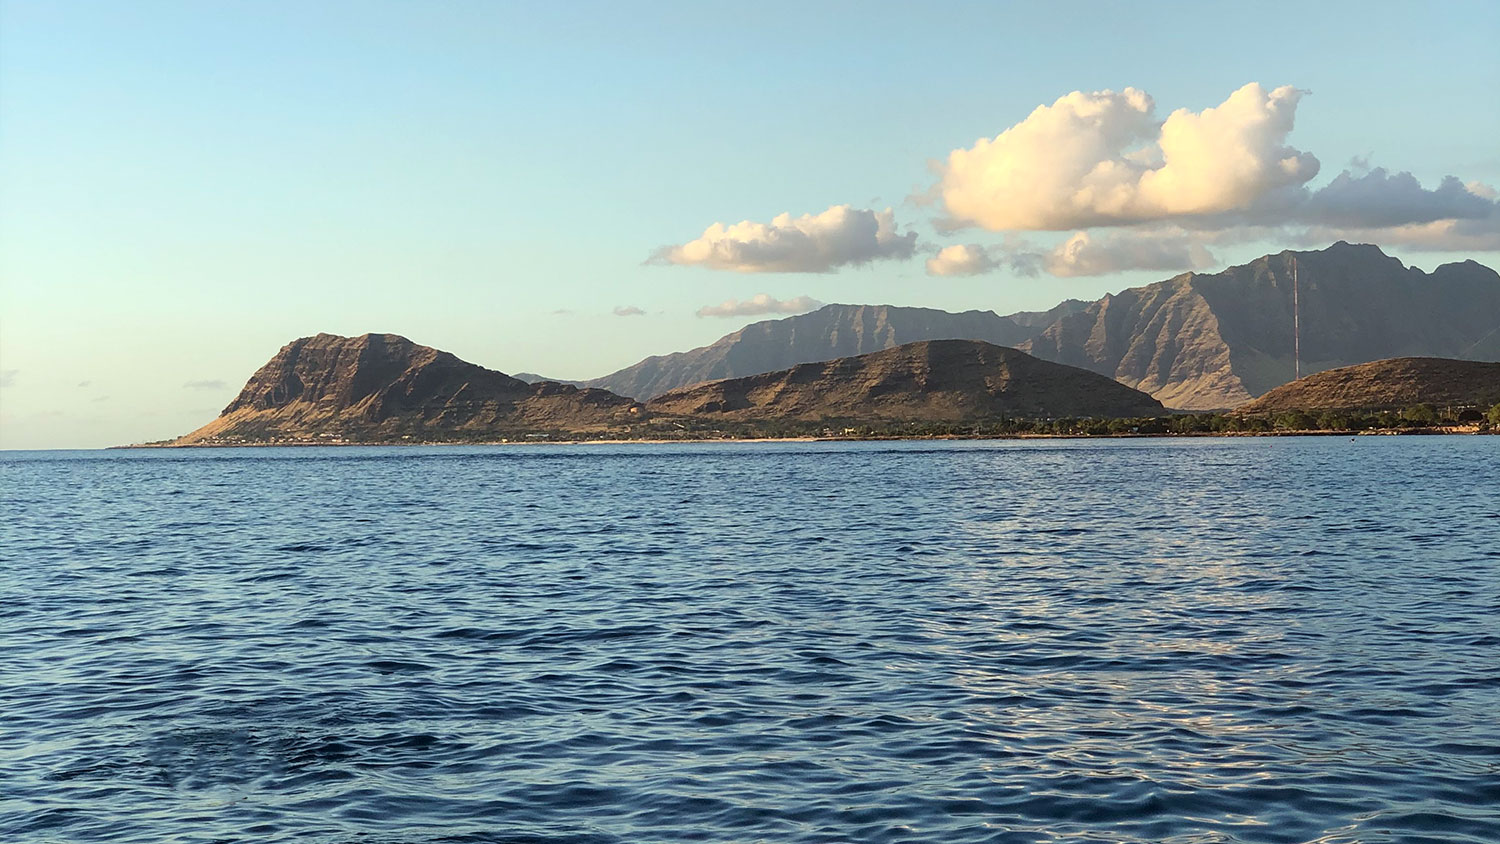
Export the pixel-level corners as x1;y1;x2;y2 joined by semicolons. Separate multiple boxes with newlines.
1019;242;1500;410
174;333;641;444
646;339;1164;422
1235;358;1500;414
586;304;1038;400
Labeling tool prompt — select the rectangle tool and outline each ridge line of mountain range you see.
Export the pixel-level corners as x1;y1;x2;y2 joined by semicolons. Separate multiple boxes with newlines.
165;240;1500;445
513;242;1498;411
163;332;1500;446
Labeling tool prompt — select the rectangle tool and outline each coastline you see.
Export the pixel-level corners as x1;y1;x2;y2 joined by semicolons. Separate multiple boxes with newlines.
114;425;1490;449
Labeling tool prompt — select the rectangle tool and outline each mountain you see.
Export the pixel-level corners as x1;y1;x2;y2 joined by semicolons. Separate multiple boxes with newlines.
1235;358;1500;414
1005;299;1091;329
645;340;1164;422
1018;242;1500;410
585;304;1039;400
172;333;641;444
512;372;586;387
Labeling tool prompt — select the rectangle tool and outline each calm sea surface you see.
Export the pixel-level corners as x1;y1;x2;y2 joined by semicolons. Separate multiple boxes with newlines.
2;438;1498;843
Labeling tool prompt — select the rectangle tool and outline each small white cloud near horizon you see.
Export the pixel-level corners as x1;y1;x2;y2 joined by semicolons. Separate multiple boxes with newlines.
612;305;646;317
655;205;917;273
696;293;824;318
932;229;1219;278
926;244;1000;277
184;379;228;390
1037;230;1219;277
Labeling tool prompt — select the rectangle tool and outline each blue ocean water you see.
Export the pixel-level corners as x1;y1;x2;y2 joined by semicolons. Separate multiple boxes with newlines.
2;438;1498;844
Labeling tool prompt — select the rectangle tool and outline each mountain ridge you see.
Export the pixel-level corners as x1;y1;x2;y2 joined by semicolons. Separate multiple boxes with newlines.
570;243;1498;412
1019;242;1500;409
583;304;1039;400
645;339;1165;422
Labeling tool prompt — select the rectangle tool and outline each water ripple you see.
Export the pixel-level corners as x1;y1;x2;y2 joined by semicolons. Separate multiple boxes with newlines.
2;438;1498;843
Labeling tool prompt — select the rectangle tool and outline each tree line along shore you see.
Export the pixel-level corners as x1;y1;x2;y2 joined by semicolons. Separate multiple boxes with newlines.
143;401;1500;447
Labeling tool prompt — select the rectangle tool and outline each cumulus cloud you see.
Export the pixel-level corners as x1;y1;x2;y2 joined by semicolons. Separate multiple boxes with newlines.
612;305;646;317
928;230;1218;278
935;82;1319;231
652;82;1497;288
1299;168;1496;228
926;244;1001;276
1260;169;1500;249
1034;231;1218;277
695;293;824;318
1467;181;1499;201
655;205;917;273
924;81;1500;266
183;379;228;390
0;369;17;388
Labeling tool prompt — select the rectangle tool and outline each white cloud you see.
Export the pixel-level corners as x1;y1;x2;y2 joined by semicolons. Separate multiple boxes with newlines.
1466;181;1499;201
926;244;1000;276
1035;230;1218;277
925;82;1500;267
612;305;646;317
936;83;1319;231
695;293;824;318
651;83;1499;288
183;379;228;390
656;205;917;273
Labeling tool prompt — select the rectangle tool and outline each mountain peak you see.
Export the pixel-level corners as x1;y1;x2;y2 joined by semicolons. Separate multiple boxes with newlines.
178;334;639;445
1020;243;1499;409
586;303;1034;399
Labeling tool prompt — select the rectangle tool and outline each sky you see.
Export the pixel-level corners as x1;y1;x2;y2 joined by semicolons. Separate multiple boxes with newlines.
2;0;1498;449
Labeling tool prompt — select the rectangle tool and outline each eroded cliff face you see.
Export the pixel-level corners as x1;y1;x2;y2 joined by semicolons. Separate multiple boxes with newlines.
646;339;1164;422
1235;357;1500;414
586;304;1038;400
175;333;641;444
1020;243;1500;409
1020;278;1253;410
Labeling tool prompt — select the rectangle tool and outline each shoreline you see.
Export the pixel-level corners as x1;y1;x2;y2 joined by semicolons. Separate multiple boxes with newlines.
113;426;1490;449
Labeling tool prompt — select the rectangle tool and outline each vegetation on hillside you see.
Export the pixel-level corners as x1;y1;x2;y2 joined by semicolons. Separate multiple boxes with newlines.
170;402;1500;446
629;402;1497;440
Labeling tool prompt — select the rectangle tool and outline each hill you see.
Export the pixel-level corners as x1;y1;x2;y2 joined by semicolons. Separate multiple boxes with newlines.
1235;358;1500;414
512;372;586;387
1019;242;1500;410
645;339;1164;422
585;304;1038;399
172;333;641;444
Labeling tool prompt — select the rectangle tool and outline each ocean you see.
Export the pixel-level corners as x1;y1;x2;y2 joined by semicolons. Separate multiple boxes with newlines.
2;438;1498;843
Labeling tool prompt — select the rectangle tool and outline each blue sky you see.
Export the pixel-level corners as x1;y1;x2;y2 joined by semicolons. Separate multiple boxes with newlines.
2;0;1498;448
